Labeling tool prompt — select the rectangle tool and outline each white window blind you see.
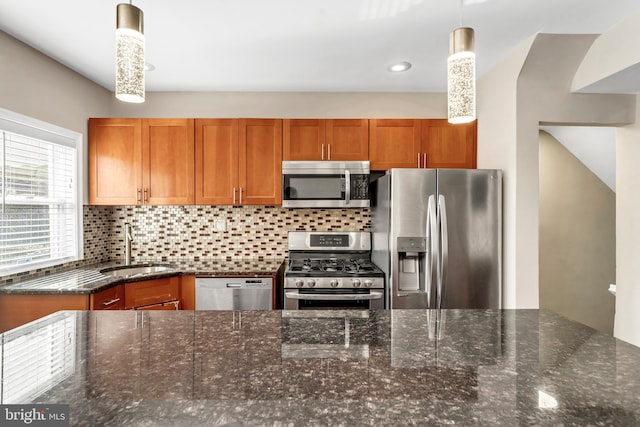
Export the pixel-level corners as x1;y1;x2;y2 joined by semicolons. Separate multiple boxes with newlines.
0;109;83;275
0;311;77;404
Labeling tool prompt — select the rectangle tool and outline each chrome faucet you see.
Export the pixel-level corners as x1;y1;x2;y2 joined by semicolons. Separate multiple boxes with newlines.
124;223;133;265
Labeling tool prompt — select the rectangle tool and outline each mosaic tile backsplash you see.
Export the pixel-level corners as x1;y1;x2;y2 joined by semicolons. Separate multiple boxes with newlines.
111;205;370;261
0;205;370;284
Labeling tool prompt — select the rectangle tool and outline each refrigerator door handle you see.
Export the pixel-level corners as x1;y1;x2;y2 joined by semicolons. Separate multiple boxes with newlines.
437;194;449;310
426;194;438;308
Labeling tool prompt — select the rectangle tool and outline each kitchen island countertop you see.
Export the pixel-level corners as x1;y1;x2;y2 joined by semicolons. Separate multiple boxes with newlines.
1;309;638;426
0;258;286;294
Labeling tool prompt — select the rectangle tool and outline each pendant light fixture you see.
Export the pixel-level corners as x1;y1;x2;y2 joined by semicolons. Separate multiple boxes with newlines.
447;1;476;124
115;2;145;103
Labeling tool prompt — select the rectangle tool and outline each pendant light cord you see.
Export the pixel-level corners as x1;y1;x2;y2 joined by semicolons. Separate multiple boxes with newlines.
459;0;463;27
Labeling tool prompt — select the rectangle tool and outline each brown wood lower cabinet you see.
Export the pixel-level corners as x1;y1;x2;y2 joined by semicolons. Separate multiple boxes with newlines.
0;275;196;333
125;276;181;310
194;311;282;399
87;310;194;399
90;284;125;310
0;294;89;334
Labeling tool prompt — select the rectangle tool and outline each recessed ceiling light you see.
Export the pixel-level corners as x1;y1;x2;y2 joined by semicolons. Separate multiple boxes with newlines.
388;61;412;72
145;62;156;71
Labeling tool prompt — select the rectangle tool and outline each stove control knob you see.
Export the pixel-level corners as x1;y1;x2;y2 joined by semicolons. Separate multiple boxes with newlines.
352;279;362;288
364;280;373;288
307;280;316;288
330;280;339;288
295;280;304;288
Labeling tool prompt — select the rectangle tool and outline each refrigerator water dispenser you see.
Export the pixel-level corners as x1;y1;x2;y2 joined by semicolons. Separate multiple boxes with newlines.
397;237;427;292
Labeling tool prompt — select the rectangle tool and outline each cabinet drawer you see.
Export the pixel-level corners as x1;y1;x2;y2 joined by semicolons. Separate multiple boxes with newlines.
90;285;125;310
125;277;180;309
135;300;180;310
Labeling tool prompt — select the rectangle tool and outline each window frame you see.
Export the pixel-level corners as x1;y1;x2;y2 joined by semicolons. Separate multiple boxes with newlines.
0;108;84;275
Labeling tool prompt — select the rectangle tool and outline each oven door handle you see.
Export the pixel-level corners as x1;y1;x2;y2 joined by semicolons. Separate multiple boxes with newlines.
285;291;383;301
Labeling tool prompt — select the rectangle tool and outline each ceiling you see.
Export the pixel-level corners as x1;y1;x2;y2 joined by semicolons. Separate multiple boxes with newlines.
1;0;639;93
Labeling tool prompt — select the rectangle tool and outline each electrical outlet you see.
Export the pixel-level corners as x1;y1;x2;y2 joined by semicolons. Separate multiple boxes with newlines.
213;219;226;232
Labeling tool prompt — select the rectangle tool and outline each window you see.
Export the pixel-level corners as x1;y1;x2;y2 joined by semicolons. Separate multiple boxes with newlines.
0;311;78;403
0;108;83;275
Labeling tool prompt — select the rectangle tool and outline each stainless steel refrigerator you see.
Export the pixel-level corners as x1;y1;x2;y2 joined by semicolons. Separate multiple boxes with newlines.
371;168;502;309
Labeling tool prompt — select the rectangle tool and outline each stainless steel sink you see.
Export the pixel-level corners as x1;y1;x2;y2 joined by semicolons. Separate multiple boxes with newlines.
100;264;175;278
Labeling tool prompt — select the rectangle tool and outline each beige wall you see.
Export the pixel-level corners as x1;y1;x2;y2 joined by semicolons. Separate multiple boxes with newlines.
572;11;640;92
110;92;447;118
538;131;615;334
0;30;113;204
0;31;113;131
478;34;635;308
615;97;640;346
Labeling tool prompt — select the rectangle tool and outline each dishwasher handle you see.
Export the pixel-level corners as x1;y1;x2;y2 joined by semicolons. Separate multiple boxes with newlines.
226;283;242;288
197;282;245;289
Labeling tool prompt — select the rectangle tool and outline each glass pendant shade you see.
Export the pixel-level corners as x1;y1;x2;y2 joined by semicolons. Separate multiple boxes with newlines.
116;3;145;103
447;27;476;124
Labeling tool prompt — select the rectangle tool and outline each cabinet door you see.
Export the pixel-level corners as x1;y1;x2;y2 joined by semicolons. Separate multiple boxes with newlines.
421;119;477;169
194;312;243;398
142;119;195;204
0;294;88;334
369;119;421;170
325;119;369;160
89;118;142;205
283;119;324;160
195;119;239;205
239;119;283;205
87;311;142;398
124;277;181;309
90;285;125;310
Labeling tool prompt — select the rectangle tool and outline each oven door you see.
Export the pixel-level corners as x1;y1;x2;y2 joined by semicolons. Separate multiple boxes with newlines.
284;288;384;310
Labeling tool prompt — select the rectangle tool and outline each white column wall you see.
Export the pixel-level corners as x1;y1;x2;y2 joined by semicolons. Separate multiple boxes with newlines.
477;37;535;309
615;97;640;347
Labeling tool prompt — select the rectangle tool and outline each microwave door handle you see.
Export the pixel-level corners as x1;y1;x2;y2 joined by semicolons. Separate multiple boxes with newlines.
344;170;351;205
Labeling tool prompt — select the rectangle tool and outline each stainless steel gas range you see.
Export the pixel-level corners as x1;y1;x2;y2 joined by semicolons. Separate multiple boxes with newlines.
284;231;385;310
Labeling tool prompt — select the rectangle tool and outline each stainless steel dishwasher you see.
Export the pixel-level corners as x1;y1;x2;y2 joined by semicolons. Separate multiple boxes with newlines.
195;277;273;310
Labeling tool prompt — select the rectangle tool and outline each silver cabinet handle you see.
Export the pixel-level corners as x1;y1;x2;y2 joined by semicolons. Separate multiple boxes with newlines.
423;153;427;168
239;187;243;205
233;187;237;204
143;188;148;204
328;143;331;160
285;291;383;301
232;311;242;330
102;297;121;307
417;153;421;168
321;144;325;160
136;188;142;204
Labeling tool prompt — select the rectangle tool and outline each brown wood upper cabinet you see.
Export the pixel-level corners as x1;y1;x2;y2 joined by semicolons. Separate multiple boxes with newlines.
421;119;477;169
369;119;421;170
195;119;283;205
89;118;195;205
369;119;477;170
283;119;368;161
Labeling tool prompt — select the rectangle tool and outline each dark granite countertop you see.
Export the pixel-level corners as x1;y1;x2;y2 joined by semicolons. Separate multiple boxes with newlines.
1;309;638;426
0;258;286;294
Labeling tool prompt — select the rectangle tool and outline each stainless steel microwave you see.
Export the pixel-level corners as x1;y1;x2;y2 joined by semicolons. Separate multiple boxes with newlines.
282;161;370;208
